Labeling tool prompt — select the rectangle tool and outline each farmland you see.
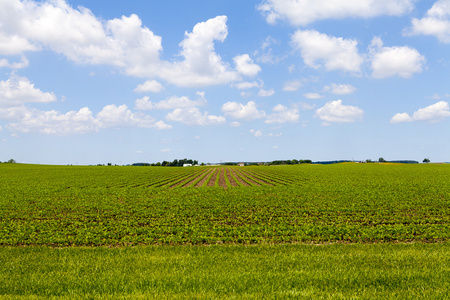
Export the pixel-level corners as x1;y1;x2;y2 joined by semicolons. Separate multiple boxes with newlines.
1;163;450;246
1;163;450;298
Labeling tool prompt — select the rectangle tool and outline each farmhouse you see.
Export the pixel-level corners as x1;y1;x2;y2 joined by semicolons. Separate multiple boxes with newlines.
183;164;192;167
238;163;245;167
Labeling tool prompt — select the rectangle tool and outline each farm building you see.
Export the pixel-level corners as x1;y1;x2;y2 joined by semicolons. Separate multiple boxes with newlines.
183;164;192;167
238;163;245;167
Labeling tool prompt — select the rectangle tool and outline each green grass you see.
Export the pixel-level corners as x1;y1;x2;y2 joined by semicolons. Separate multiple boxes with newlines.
1;243;449;299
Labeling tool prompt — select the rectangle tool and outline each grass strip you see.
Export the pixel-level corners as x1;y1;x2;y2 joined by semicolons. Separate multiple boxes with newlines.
1;243;449;299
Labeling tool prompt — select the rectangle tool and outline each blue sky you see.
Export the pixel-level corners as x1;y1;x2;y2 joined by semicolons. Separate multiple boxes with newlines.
1;0;450;165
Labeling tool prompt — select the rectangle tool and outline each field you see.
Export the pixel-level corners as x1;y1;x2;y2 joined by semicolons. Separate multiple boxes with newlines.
1;163;450;298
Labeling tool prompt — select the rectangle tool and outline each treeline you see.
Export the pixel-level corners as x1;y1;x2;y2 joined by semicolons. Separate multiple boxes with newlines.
132;158;199;167
0;159;16;164
270;159;312;165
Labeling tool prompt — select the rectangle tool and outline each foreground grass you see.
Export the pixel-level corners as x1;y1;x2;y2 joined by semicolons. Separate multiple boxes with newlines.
1;243;449;299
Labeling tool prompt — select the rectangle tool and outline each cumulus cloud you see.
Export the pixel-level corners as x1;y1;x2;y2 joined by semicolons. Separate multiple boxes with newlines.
258;89;275;97
369;37;426;79
283;79;302;91
166;107;225;126
315;100;364;123
0;2;247;88
404;0;450;43
291;29;363;73
221;101;266;120
258;0;414;26
0;56;29;69
134;80;164;93
0;75;56;108
391;101;450;123
323;83;356;95
157;16;240;87
265;104;300;124
234;81;260;90
233;54;261;76
135;93;206;110
250;129;263;137
303;93;323;99
0;104;170;135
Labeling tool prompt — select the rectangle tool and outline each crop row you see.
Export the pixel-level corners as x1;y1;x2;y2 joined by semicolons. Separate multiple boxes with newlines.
1;163;450;245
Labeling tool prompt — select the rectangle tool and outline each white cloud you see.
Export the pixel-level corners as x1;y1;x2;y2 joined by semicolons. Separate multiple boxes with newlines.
0;56;29;69
161;148;170;152
166;107;225;126
230;121;241;127
265;104;300;124
291;29;363;73
323;83;356;95
0;2;241;88
258;89;275;97
390;112;414;124
0;75;56;108
233;54;261;76
234;81;260;90
315;100;364;123
258;0;414;26
254;36;282;64
391;101;450;123
1;104;170;135
134;80;164;93
158;16;240;87
221;101;266;120
404;0;450;43
5;107;98;135
97;104;160;129
135;94;206;110
303;93;323;99
369;37;426;78
250;129;263;137
283;80;302;91
295;102;316;110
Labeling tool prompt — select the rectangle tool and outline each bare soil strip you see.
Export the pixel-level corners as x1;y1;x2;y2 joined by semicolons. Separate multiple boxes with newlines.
207;168;219;187
218;168;228;188
194;168;216;187
233;168;261;186
180;168;212;187
225;168;238;187
228;168;249;186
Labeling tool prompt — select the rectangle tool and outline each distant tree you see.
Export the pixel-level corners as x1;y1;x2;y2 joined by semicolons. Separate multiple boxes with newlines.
7;159;16;164
378;157;386;163
423;158;430;163
366;159;372;163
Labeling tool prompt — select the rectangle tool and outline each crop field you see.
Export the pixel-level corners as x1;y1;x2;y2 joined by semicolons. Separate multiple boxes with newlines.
1;163;450;246
1;163;450;299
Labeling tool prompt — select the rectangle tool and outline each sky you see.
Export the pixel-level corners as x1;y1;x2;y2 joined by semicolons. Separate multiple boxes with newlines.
1;0;450;165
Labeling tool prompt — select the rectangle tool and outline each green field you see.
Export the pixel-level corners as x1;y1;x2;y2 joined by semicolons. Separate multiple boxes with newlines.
1;163;449;298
